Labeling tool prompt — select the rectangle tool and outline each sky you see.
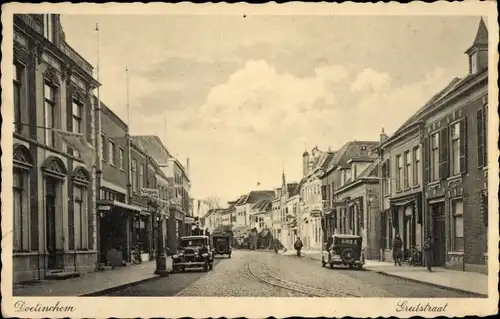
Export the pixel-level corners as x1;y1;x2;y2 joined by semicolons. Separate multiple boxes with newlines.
60;14;484;205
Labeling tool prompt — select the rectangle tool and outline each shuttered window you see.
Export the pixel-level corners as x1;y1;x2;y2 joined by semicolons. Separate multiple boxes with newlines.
459;118;467;174
439;127;449;179
477;108;485;167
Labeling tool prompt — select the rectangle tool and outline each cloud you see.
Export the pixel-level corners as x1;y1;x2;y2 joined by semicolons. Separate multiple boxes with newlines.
346;67;453;139
350;68;391;93
200;60;347;135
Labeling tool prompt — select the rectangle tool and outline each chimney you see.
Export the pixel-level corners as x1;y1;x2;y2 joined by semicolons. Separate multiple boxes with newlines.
380;127;388;143
186;157;190;178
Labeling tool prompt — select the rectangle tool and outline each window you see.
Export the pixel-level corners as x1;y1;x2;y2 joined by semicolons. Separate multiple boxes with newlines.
139;164;144;189
13;168;29;251
119;148;125;170
108;140;116;166
44;83;56;147
404;151;411;189
413;146;420;185
451;122;461;175
131;159;137;191
452;200;464;251
43;14;54;42
470;52;477;74
13;63;24;133
431;132;440;181
72;100;82;158
100;134;105;162
396;155;402;191
74;185;88;250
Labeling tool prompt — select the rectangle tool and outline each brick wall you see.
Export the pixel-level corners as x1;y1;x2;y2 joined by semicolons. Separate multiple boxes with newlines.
461;93;488;270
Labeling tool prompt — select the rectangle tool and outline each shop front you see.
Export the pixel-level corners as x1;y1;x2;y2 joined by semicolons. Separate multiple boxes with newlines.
97;200;144;267
389;193;423;262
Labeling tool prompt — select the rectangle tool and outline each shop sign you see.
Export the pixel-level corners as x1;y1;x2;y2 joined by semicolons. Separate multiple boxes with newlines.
140;188;159;199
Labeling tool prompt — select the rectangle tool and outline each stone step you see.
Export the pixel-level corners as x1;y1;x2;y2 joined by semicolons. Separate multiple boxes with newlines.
45;270;80;280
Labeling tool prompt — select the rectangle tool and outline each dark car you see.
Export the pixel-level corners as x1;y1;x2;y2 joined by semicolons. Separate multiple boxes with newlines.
213;234;232;258
172;236;214;272
321;234;365;269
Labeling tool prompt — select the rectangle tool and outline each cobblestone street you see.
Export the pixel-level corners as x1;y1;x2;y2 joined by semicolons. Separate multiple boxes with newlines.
107;250;481;297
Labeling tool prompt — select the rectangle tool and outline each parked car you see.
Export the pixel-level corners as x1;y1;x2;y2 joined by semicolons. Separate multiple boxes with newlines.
321;234;365;269
213;234;232;258
172;236;214;272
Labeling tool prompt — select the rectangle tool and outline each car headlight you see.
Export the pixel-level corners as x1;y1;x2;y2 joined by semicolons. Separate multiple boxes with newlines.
173;254;179;259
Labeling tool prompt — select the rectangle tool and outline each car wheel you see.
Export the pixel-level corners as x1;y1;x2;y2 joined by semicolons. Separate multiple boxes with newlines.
181;266;186;272
329;263;334;269
229;254;232;258
209;262;213;270
203;261;209;272
321;258;326;267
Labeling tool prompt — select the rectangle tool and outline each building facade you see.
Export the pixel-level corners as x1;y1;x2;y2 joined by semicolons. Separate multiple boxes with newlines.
422;20;488;273
13;14;100;282
378;120;426;262
299;147;334;250
95;100;143;266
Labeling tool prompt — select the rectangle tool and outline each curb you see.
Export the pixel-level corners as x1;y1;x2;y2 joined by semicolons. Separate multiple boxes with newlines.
364;268;488;298
80;275;166;296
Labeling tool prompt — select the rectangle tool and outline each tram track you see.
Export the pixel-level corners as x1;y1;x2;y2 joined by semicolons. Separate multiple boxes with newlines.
244;256;358;297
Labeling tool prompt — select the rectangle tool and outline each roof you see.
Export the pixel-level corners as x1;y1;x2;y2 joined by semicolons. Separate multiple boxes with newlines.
388;77;462;140
327;141;379;171
131;135;171;165
473;18;488;46
251;199;272;211
204;208;224;218
290;177;307;196
286;183;299;195
238;190;275;205
357;161;379;179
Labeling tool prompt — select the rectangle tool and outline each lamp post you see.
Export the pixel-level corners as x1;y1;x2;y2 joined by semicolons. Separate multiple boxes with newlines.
366;191;374;259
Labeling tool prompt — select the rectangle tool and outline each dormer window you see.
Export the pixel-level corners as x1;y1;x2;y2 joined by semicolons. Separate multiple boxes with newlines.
470;51;478;74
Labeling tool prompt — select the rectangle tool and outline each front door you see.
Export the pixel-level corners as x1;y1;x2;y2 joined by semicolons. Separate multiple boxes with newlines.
45;178;57;270
431;203;446;266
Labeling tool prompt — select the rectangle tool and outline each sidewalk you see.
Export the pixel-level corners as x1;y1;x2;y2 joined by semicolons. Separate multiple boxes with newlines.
13;259;173;296
280;250;488;296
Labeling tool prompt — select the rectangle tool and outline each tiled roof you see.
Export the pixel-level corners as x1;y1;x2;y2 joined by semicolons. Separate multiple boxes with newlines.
251;199;272;211
327;141;379;170
245;190;275;203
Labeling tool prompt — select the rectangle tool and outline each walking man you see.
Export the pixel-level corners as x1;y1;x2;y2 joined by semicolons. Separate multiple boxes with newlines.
392;233;403;266
423;235;434;272
294;237;303;257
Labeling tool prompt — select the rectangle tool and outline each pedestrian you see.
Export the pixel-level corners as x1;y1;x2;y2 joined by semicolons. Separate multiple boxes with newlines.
423;235;434;272
392;233;403;266
294;237;303;257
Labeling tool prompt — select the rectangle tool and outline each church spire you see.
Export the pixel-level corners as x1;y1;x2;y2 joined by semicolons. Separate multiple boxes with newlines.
465;17;488;74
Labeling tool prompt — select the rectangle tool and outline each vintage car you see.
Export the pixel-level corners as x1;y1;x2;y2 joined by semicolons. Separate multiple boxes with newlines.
213;234;232;258
321;234;365;269
172;236;214;272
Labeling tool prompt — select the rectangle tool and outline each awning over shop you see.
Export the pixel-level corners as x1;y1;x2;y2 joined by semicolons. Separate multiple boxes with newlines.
97;200;144;213
389;193;423;224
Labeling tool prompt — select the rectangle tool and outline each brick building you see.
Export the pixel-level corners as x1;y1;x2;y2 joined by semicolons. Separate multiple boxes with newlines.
12;14;99;282
95;100;143;266
422;19;488;273
377;19;488;273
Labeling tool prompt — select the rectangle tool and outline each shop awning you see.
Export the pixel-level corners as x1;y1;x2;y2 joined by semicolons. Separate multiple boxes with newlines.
97;200;144;213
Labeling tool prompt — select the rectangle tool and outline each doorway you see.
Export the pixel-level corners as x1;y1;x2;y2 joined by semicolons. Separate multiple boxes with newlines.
431;202;446;266
45;178;58;270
